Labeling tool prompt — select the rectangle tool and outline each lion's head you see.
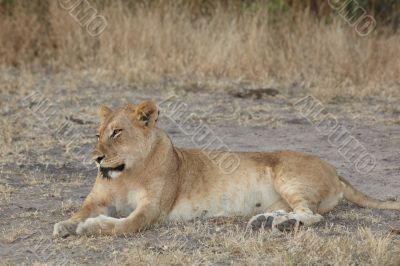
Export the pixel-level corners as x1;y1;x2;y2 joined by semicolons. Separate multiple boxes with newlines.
92;101;159;179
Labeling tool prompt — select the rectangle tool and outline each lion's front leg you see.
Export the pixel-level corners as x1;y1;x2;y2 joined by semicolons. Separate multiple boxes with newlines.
53;191;109;238
76;215;120;235
76;201;159;236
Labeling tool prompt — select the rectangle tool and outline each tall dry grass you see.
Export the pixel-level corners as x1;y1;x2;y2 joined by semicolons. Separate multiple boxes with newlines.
0;1;399;98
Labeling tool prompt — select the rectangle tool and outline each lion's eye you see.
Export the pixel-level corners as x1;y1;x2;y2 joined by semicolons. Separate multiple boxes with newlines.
95;134;100;140
111;129;122;139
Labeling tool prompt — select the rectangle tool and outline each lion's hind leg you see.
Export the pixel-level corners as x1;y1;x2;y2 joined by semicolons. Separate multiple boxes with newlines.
248;180;323;232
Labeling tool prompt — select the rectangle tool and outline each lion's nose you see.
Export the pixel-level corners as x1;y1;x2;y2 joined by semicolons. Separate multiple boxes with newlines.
94;155;105;164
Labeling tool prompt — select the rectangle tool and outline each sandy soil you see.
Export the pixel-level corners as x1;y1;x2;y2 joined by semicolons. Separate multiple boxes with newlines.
0;75;399;265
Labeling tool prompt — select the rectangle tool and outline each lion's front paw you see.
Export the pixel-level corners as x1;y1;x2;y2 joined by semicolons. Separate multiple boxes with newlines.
76;215;118;236
53;220;78;238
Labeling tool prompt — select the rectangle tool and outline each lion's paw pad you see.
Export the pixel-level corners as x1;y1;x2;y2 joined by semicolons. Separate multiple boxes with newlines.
275;219;302;232
248;210;303;233
250;215;274;231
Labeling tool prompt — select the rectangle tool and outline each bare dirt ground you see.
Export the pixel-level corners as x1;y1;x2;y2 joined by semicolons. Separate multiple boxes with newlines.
0;73;399;265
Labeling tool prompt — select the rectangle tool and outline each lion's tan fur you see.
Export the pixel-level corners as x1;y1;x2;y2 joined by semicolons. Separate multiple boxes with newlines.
53;101;400;237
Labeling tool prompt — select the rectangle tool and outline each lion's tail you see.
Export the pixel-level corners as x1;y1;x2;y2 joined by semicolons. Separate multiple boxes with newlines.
339;176;400;210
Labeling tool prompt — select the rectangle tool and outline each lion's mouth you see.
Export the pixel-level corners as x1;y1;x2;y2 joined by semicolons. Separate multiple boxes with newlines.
100;164;125;179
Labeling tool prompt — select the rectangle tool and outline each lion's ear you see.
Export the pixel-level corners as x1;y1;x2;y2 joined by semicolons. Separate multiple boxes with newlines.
134;101;159;128
99;105;112;122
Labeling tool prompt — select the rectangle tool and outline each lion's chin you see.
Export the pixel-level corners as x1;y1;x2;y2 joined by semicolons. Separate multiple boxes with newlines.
100;164;125;180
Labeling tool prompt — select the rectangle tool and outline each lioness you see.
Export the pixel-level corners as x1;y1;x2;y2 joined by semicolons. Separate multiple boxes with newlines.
53;101;400;237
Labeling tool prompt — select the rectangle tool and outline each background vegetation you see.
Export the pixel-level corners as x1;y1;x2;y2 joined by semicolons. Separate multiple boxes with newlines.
0;0;399;98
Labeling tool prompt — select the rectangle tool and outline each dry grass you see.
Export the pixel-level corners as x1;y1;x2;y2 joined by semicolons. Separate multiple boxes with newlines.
0;184;16;203
0;226;29;244
0;1;399;99
115;223;400;265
